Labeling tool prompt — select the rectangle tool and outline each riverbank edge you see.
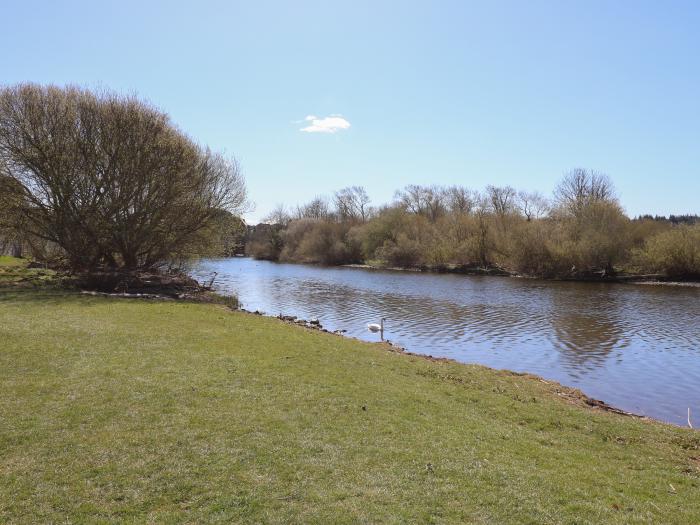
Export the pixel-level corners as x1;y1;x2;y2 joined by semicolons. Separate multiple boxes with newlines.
5;284;700;523
0;257;689;426
198;260;694;424
340;262;700;287
238;307;663;424
1;283;666;425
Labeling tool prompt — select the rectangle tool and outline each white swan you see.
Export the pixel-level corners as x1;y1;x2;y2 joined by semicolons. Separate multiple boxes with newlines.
367;318;386;333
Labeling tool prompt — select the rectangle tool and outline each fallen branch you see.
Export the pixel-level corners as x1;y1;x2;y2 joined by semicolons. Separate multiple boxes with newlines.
584;397;646;418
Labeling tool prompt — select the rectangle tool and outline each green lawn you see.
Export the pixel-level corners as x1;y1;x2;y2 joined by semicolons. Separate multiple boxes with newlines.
0;255;25;266
0;256;55;287
1;258;699;523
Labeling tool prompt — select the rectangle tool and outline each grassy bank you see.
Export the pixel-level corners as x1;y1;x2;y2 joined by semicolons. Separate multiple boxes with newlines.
0;256;55;287
1;259;699;523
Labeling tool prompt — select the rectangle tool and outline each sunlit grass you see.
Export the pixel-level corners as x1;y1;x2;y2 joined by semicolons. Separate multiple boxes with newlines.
0;255;25;266
0;256;56;287
1;261;699;523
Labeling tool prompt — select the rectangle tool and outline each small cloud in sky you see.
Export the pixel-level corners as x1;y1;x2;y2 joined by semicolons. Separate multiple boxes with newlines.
300;114;351;134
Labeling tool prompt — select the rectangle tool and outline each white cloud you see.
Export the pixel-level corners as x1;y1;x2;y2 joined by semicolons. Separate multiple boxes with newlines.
300;114;351;134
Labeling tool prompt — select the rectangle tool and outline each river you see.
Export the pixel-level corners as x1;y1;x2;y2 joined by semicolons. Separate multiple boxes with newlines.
192;257;700;425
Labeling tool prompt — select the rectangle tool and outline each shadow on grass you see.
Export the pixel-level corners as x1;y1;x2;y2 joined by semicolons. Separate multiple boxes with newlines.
0;286;87;306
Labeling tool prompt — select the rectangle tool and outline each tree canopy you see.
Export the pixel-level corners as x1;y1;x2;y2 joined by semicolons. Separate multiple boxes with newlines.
0;84;247;271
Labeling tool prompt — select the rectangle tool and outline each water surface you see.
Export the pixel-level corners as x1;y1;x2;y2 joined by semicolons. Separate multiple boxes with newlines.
192;257;700;425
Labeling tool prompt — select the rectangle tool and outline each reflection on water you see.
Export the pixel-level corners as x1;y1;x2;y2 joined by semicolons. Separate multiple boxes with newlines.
191;257;700;425
550;290;625;372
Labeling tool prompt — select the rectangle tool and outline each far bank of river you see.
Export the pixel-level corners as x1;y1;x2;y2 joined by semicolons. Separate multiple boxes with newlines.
342;262;700;286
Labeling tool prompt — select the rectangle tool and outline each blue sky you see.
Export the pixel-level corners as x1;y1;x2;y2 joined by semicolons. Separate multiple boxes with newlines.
2;0;698;221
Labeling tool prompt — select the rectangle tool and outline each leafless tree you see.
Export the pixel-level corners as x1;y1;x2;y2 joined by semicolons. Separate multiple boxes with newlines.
472;192;493;265
0;169;26;256
0;84;248;271
295;196;331;220
264;204;292;226
334;186;371;222
554;168;616;216
486;185;517;217
516;190;550;221
394;185;446;222
445;185;475;215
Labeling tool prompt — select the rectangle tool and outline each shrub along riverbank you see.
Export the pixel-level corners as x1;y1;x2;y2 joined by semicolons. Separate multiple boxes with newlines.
247;172;700;282
1;257;700;523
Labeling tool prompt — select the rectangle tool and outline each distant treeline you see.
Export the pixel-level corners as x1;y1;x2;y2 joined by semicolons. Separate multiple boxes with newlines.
247;170;700;280
633;214;699;225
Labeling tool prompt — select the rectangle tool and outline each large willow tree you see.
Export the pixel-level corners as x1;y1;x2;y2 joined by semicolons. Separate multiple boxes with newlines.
0;84;247;271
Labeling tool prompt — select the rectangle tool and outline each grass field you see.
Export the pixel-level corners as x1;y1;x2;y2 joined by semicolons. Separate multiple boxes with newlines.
1;257;699;523
0;255;25;266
